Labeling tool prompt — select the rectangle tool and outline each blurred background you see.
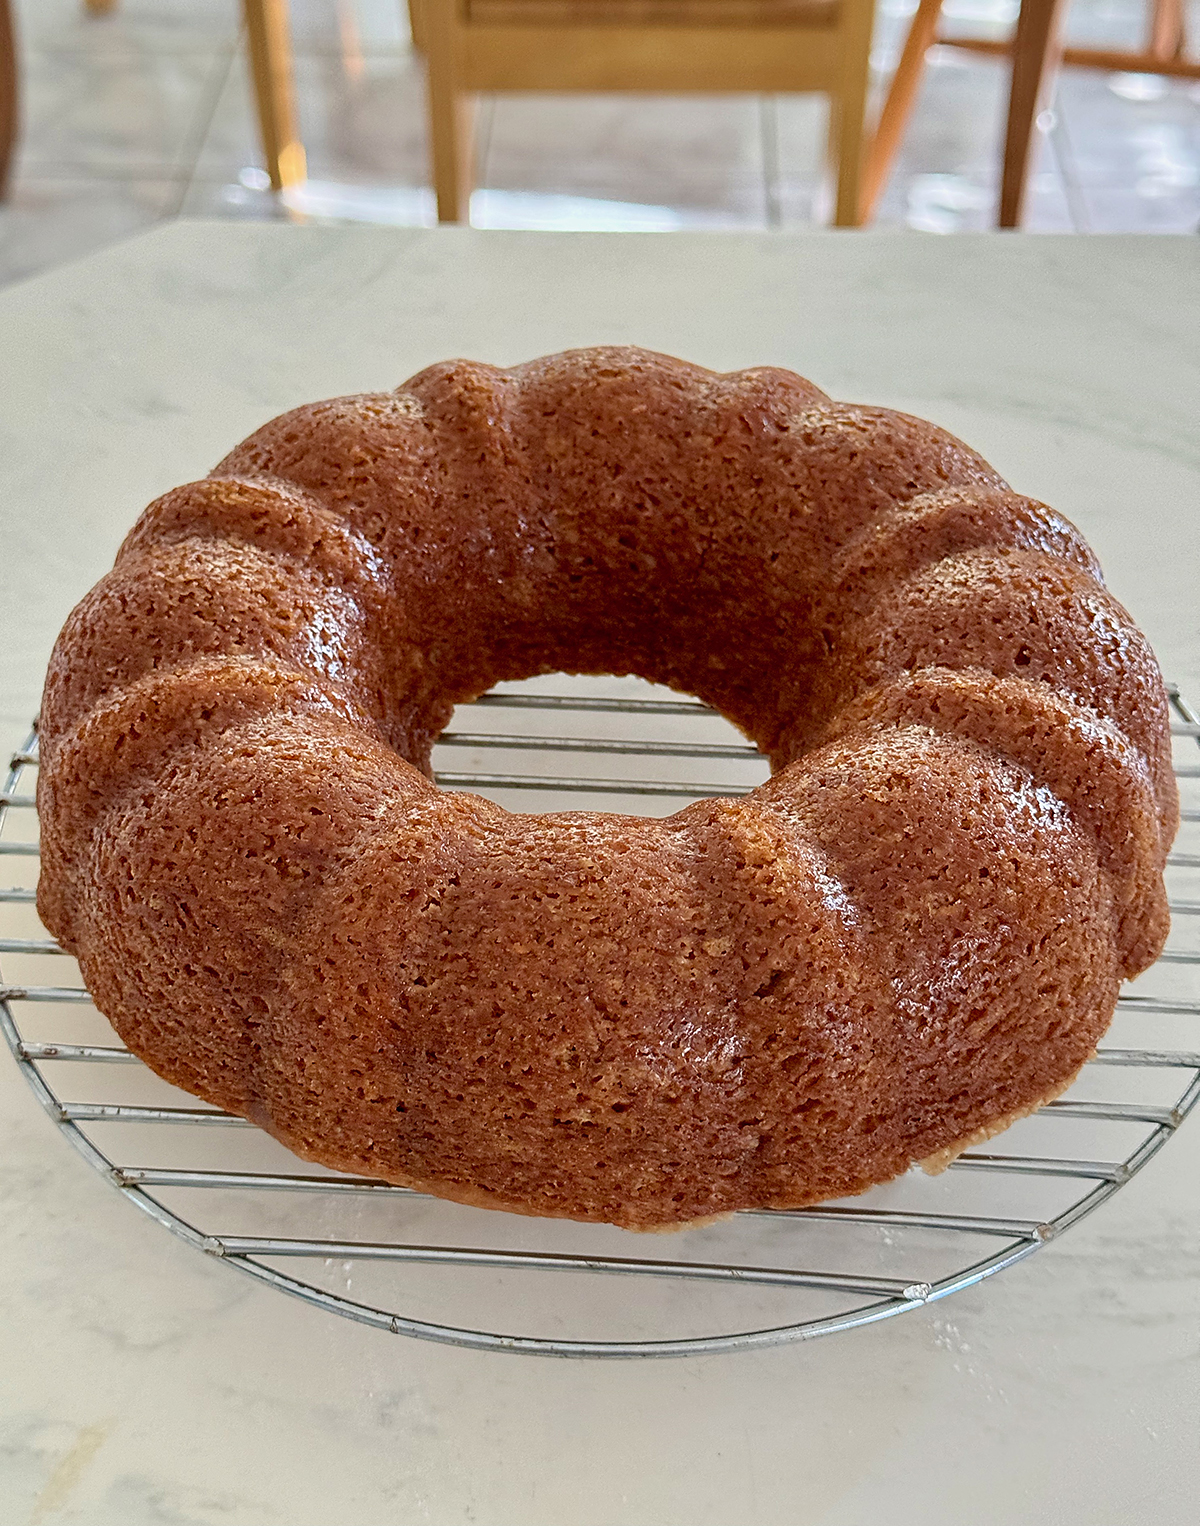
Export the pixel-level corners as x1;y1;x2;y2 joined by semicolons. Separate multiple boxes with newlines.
1;0;1198;289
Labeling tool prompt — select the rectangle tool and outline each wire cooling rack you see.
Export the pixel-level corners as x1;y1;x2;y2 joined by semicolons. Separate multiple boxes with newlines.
2;678;1198;1359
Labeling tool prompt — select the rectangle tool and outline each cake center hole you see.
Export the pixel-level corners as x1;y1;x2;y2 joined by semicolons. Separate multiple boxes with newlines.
432;673;771;819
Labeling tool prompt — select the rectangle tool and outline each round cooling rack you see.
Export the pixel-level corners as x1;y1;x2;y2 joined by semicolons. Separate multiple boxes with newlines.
3;677;1199;1360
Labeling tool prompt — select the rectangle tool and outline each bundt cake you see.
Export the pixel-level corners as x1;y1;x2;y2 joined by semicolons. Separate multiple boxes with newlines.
35;346;1178;1230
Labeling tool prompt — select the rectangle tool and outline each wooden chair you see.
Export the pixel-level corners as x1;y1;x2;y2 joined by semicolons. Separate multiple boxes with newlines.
862;0;1198;228
415;0;877;225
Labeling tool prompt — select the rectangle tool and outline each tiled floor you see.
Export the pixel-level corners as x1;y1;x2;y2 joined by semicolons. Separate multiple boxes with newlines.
2;0;1198;286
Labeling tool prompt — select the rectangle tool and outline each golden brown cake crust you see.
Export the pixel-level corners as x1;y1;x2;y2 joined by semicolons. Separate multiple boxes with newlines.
35;346;1178;1229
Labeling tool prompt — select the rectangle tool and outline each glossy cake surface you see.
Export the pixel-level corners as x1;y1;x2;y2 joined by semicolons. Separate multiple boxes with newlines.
36;347;1178;1228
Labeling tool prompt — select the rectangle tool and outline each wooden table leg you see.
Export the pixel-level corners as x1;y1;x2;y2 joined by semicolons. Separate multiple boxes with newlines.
0;0;16;201
860;0;943;223
243;0;307;192
998;0;1067;228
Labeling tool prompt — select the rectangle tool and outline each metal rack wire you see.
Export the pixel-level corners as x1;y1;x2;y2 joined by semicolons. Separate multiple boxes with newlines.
2;679;1198;1359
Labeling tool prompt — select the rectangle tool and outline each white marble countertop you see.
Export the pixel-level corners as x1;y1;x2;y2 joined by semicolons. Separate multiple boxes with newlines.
1;225;1198;1525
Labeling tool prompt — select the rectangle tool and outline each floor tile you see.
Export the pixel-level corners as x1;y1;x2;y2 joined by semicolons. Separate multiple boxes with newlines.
1060;0;1156;46
482;94;768;223
886;165;1076;230
177;174;296;220
776;177;825;227
476;178;769;229
471;186;694;230
925;0;1019;44
484;93;764;184
190;49;427;186
12;0;411;56
890;50;1010;178
12;0;238;54
285;0;415;53
0;176;178;287
1056;71;1200;189
866;50;1010;227
926;0;1149;51
871;0;929;72
16;47;231;178
180;172;431;226
183;168;761;235
771;94;827;187
1081;185;1200;232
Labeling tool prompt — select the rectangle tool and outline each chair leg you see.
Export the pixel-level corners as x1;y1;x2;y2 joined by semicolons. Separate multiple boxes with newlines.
1148;0;1185;60
829;0;875;225
82;0;118;13
243;0;307;192
408;0;428;54
828;100;864;227
424;0;475;222
860;0;943;222
998;0;1067;228
429;84;476;223
0;0;15;201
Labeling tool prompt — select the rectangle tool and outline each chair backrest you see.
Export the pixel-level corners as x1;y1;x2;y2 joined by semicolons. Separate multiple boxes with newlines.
435;0;870;94
466;0;841;23
421;0;875;223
